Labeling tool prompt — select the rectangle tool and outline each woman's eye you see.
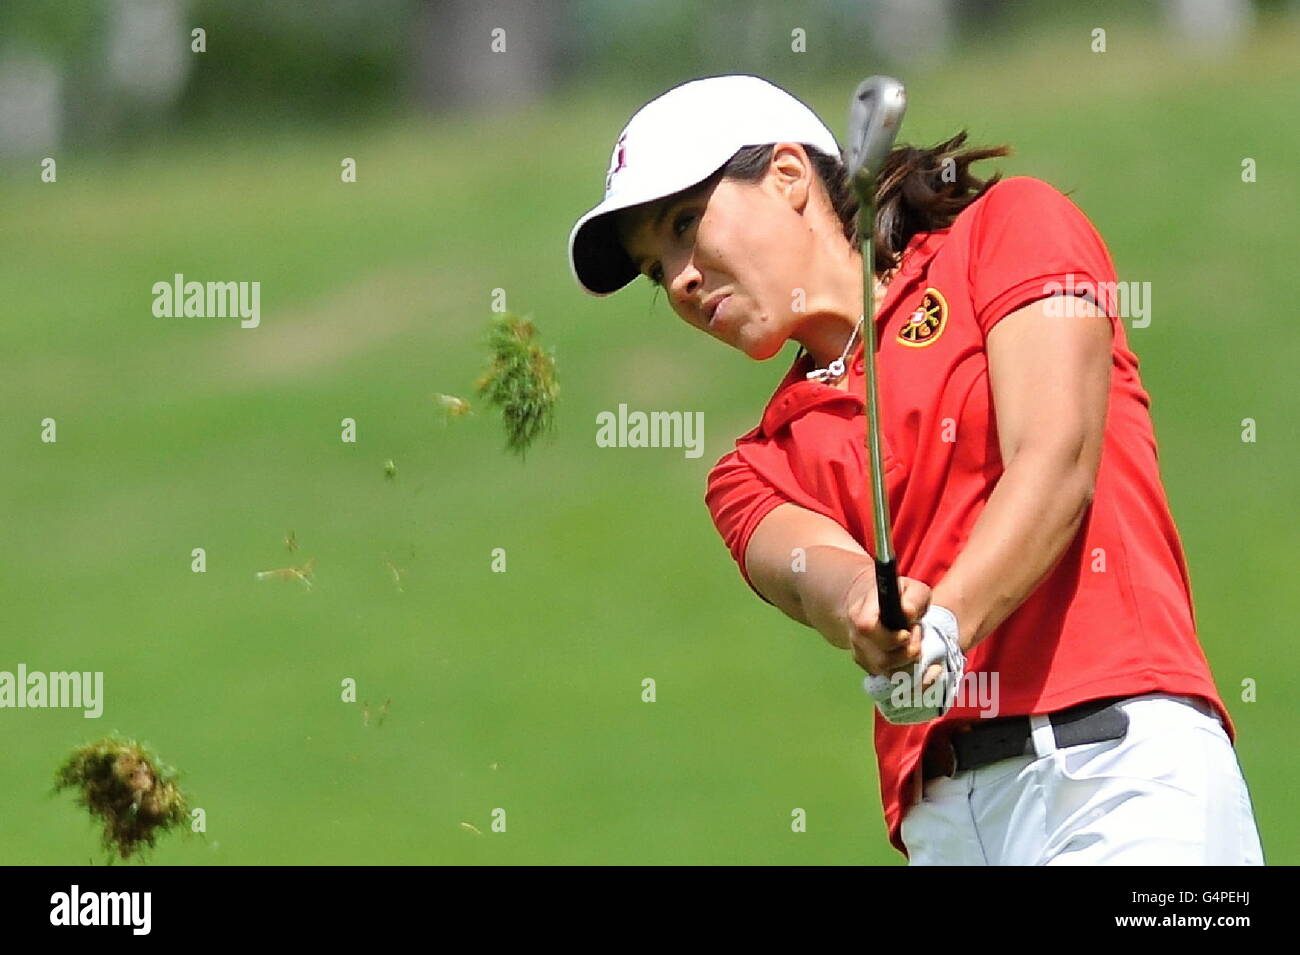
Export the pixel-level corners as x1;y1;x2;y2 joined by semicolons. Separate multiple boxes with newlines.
646;211;695;286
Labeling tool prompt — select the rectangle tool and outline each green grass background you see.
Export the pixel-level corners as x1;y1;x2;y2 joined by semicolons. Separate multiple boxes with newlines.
2;16;1297;865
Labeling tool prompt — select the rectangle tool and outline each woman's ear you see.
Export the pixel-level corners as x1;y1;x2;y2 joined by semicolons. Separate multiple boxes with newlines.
768;144;813;212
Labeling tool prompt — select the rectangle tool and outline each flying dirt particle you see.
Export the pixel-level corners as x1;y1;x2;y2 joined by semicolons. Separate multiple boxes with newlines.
255;558;316;591
432;392;472;419
382;556;405;593
363;698;392;728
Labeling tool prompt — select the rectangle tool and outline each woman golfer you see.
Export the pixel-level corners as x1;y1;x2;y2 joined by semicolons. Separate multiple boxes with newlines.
568;74;1263;865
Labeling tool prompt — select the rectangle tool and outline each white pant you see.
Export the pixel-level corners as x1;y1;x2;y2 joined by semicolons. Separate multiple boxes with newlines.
900;693;1265;865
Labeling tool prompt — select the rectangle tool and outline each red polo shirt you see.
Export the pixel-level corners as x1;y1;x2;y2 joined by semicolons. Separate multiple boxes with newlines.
704;176;1232;857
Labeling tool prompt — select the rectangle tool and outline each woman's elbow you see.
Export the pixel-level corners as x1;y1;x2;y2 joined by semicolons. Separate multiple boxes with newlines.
1014;437;1100;514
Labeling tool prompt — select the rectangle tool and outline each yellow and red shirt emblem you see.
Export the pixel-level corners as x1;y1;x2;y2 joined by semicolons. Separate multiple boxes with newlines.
897;288;947;347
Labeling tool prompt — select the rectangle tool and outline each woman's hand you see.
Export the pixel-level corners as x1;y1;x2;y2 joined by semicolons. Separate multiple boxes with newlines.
840;569;944;690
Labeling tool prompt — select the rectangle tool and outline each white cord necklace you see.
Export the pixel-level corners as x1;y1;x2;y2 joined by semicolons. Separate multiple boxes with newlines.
804;275;890;384
805;315;863;384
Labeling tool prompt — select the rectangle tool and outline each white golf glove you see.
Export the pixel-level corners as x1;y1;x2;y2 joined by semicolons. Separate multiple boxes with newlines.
863;605;966;724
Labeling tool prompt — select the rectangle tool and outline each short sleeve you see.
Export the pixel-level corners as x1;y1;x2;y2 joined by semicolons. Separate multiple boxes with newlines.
705;449;792;605
966;177;1119;336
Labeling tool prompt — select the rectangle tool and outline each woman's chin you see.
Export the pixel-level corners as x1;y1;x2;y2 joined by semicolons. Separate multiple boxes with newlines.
724;321;775;361
743;335;787;362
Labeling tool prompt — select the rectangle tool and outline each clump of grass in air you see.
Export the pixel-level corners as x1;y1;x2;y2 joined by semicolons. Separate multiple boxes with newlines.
475;312;558;457
54;736;190;862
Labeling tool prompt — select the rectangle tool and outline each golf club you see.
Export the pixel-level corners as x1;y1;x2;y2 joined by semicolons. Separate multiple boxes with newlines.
846;75;908;634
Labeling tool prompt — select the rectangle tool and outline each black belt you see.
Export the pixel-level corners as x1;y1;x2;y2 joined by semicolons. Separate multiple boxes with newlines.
922;696;1132;781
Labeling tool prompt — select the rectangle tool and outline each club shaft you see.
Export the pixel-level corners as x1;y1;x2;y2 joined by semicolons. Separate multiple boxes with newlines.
859;198;907;633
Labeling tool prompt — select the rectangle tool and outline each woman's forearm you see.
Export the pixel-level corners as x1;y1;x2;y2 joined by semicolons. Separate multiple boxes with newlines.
794;546;879;649
931;447;1096;651
751;541;876;648
745;503;883;649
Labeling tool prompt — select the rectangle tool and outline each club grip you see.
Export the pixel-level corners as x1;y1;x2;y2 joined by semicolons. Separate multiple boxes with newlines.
875;557;908;632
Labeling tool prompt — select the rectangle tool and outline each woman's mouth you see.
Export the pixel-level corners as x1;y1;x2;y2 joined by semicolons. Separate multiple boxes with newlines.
708;295;731;326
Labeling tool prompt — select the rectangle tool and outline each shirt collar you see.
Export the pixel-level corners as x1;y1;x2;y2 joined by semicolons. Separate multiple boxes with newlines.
755;229;948;439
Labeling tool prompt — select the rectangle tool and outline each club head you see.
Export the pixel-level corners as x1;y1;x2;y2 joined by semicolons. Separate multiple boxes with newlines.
846;76;907;192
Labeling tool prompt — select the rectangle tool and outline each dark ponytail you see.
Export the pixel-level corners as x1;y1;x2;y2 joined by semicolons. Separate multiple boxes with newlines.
708;132;1012;274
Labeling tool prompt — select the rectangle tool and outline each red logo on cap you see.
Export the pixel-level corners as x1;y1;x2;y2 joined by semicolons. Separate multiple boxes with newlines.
605;132;628;193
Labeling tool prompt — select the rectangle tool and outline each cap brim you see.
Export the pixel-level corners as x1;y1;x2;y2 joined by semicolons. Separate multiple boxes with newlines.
568;202;642;297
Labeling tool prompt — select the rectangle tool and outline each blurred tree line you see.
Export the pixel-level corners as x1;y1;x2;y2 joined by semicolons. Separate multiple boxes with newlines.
0;0;1278;155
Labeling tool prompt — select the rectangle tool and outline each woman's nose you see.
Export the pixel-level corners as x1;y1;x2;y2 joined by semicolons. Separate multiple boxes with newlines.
669;261;702;308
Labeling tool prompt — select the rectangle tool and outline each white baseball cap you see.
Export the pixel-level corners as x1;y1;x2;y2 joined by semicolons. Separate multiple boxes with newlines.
568;74;842;296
